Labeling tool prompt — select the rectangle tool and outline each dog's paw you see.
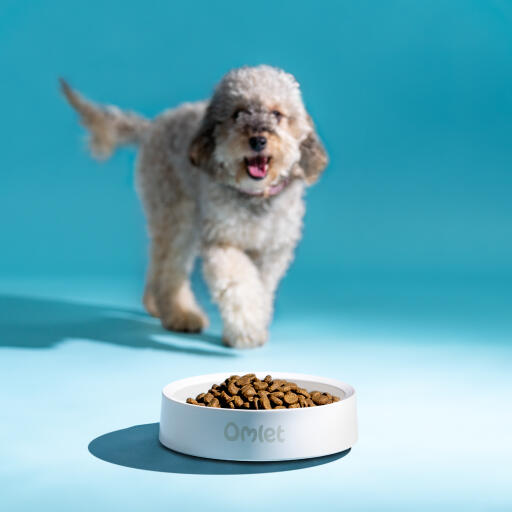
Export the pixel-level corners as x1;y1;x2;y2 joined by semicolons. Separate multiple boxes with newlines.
222;322;268;349
161;308;209;333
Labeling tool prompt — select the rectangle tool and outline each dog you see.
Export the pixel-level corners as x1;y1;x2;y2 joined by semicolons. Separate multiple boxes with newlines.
61;65;328;348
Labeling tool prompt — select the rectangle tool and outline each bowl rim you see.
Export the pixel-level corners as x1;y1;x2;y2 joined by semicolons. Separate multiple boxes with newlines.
162;371;356;413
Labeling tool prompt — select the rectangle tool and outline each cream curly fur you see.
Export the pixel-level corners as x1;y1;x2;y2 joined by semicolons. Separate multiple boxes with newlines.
61;66;328;348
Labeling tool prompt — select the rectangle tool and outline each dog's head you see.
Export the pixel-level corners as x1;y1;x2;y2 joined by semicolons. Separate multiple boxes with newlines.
189;66;328;197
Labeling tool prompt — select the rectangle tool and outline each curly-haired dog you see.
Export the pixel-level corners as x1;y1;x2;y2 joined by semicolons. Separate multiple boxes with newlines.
61;65;328;348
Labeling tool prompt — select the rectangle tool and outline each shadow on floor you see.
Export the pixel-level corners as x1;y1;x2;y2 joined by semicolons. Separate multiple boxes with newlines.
88;422;350;474
0;295;233;356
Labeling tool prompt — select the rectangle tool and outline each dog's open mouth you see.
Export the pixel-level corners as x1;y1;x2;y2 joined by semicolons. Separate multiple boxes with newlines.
245;156;270;180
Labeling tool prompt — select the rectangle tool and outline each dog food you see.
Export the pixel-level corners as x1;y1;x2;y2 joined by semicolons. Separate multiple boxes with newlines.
186;374;341;409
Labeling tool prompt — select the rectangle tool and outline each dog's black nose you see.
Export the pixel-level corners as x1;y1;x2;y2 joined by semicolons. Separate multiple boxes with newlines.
249;136;267;152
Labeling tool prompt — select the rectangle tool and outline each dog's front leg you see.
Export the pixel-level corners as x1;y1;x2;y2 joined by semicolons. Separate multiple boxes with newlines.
202;245;271;348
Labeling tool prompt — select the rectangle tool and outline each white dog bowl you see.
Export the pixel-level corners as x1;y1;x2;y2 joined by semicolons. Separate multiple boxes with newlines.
159;372;357;461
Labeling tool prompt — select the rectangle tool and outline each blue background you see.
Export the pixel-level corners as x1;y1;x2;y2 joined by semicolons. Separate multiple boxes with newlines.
1;1;511;511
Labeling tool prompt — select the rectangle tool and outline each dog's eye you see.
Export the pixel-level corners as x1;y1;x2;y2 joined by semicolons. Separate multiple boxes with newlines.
232;109;250;120
271;110;283;121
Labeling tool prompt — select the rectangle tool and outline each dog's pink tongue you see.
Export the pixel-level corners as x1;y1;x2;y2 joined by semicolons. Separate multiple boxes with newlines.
247;158;268;178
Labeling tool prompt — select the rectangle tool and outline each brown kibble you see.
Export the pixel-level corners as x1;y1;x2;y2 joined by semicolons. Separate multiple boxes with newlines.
267;383;279;392
233;395;244;408
236;373;256;386
260;395;272;410
253;381;268;391
284;392;298;405
313;393;330;405
296;388;310;398
186;375;340;409
241;384;257;399
227;381;240;395
207;397;220;408
220;391;233;403
270;395;283;406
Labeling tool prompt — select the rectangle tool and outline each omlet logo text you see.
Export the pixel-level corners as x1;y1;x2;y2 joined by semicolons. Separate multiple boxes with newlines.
223;422;285;443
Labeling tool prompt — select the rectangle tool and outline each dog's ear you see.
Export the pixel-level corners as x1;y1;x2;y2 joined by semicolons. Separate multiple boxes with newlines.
299;116;328;185
189;111;215;168
188;126;214;167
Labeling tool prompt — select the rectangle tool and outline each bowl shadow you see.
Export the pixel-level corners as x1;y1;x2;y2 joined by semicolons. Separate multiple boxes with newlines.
88;422;350;475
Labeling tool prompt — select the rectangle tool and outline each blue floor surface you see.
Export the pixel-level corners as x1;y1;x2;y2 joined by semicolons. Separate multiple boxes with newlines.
1;273;511;511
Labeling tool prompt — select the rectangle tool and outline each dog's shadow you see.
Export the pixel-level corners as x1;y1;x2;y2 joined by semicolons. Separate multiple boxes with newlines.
0;295;234;356
88;422;350;475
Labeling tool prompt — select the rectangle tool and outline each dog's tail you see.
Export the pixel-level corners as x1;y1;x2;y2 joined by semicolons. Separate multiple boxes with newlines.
59;78;151;159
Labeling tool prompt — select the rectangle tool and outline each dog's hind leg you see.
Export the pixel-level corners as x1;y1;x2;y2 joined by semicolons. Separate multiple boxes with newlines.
148;201;208;333
142;235;168;318
135;112;208;332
